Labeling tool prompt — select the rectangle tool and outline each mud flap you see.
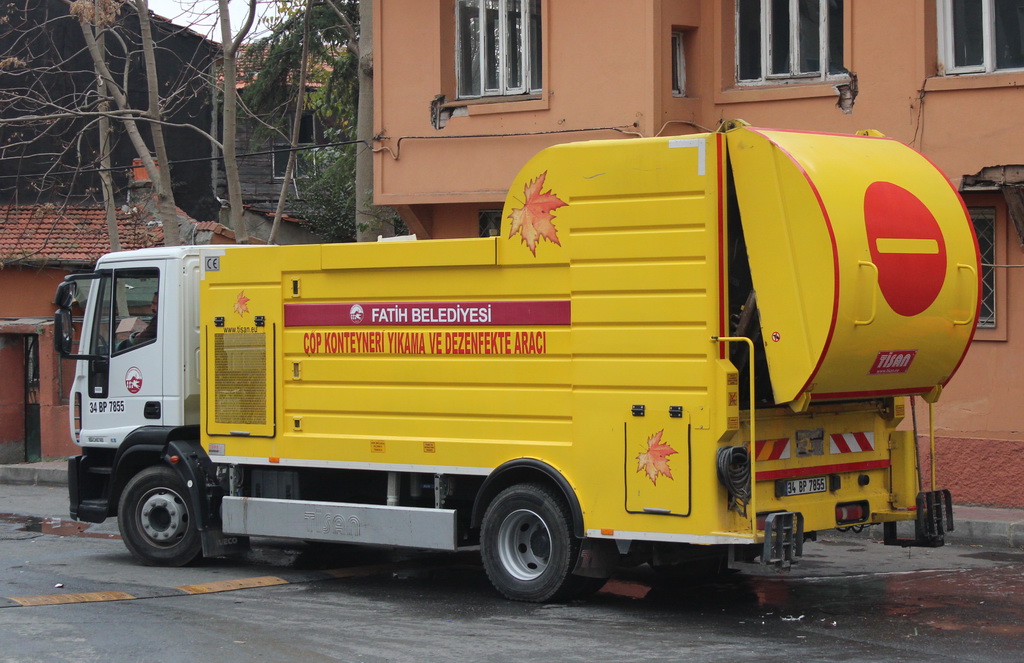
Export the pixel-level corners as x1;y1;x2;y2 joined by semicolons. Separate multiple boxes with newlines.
883;489;954;548
761;511;804;570
572;537;619;578
201;529;250;558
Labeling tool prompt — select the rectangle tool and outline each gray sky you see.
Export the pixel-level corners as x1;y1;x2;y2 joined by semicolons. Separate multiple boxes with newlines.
143;0;278;41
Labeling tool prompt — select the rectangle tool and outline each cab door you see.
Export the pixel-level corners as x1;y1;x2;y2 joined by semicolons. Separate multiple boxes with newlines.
79;267;164;445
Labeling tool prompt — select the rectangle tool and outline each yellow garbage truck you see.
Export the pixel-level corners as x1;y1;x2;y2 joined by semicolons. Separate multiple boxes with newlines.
56;122;979;601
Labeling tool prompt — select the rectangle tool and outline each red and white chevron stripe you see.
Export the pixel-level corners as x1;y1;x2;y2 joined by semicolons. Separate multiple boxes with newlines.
830;432;875;454
755;438;791;461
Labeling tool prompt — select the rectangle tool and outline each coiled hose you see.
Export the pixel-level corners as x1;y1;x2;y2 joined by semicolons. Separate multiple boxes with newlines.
716;446;751;517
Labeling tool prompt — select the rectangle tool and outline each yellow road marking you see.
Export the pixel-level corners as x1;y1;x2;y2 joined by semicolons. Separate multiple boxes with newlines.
175;576;289;594
10;591;135;606
4;564;408;606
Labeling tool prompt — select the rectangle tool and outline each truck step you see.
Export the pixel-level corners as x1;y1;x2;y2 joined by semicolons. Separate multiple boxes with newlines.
762;511;804;570
883;489;953;548
76;499;110;523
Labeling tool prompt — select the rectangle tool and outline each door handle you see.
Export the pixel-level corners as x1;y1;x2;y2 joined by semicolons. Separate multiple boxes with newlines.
144;401;161;419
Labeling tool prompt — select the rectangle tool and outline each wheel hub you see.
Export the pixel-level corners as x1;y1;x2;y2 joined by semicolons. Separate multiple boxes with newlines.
496;508;551;581
139;490;185;543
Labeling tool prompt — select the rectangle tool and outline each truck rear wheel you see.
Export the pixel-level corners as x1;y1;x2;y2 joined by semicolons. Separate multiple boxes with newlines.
481;483;596;602
118;466;201;566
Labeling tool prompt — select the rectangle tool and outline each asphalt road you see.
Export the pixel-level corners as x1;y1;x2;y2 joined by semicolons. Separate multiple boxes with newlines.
2;483;1024;662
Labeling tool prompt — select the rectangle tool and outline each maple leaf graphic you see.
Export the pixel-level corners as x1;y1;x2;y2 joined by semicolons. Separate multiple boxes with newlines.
636;429;677;486
507;171;567;256
234;291;250;316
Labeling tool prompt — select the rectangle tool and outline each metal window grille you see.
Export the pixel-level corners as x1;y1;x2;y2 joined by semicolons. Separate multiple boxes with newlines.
970;206;996;328
478;209;502;237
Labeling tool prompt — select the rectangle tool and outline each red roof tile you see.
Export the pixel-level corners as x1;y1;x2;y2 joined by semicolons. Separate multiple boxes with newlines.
0;205;159;267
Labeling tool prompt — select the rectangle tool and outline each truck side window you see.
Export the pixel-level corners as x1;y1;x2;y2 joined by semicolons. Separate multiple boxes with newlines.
88;269;160;356
89;275;113;356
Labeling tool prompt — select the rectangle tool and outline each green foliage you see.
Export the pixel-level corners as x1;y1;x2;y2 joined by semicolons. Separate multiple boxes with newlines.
294;135;408;243
294;138;357;242
242;1;359;143
242;1;408;243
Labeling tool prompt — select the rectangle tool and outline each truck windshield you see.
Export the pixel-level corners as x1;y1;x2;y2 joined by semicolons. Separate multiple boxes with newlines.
90;269;160;356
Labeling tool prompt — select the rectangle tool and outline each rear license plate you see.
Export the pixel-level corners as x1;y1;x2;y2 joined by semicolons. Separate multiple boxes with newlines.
780;476;827;496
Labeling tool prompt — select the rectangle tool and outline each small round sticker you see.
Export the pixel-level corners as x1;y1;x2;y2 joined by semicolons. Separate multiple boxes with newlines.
771;331;781;342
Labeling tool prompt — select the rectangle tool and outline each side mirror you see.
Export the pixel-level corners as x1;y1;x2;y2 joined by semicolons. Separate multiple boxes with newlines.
54;308;75;356
55;280;78;309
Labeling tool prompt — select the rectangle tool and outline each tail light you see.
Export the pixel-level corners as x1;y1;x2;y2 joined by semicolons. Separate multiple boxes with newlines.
836;501;869;526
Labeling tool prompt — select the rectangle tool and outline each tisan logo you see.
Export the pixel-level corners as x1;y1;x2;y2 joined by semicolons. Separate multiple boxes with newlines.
349;304;365;324
125;366;143;393
869;350;917;375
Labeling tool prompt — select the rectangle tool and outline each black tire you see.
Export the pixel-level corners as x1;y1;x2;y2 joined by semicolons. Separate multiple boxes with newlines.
118;466;202;566
481;483;593;602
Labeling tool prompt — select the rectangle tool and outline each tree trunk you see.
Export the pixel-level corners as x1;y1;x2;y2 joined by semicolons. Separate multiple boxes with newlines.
355;0;386;241
75;8;172;243
218;0;258;244
135;0;181;246
96;29;120;252
270;0;313;245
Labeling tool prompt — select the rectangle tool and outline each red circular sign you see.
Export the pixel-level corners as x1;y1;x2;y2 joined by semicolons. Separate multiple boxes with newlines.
864;181;947;317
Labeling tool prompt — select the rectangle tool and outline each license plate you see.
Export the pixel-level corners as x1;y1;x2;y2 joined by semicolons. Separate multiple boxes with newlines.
780;476;827;496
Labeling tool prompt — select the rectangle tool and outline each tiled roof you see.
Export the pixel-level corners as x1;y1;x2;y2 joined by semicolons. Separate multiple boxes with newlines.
0;205;159;267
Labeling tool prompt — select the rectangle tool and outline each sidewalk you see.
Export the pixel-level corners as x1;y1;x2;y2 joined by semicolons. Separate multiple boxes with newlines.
3;460;1024;549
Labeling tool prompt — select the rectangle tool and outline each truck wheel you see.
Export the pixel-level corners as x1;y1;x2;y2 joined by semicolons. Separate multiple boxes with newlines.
481;483;590;602
118;466;202;567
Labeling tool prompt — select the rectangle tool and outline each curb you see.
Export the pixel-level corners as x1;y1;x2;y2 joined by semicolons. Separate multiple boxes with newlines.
0;462;67;487
946;515;1024;549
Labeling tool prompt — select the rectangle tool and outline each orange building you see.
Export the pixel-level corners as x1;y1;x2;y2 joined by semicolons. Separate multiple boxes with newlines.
0;207;159;462
374;0;1024;506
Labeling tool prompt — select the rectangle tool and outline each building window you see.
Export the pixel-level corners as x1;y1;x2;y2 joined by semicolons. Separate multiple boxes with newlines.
456;0;542;98
939;0;1024;74
479;209;502;237
970;207;997;328
736;0;845;83
672;31;687;96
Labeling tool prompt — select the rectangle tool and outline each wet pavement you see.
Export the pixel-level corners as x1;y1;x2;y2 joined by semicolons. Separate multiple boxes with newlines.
3;481;1024;661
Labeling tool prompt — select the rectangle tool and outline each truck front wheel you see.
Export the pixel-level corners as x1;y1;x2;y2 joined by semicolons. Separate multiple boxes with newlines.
481;483;598;602
118;466;202;566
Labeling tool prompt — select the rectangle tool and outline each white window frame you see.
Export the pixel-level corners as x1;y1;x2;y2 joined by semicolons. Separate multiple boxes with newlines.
456;0;542;99
672;30;687;97
736;0;845;84
938;0;1024;75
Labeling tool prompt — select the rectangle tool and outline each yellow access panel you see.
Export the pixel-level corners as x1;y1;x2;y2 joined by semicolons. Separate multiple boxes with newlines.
725;125;979;406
